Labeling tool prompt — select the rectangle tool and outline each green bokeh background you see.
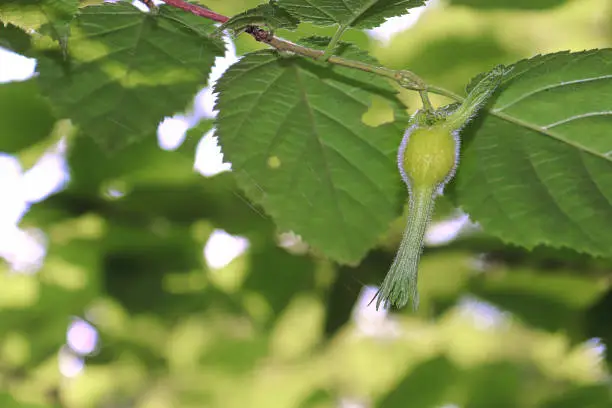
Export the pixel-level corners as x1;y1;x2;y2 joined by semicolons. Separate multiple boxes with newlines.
1;0;612;407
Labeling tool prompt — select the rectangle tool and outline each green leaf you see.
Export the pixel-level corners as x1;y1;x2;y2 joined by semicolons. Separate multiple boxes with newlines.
244;245;316;323
469;268;605;335
278;0;425;29
448;0;569;10
217;1;299;35
39;0;78;52
541;384;612;408
0;0;51;29
375;356;459;408
463;362;521;408
0;80;56;153
324;256;381;338
176;118;214;159
0;22;32;54
453;49;612;259
585;289;612;366
102;222;205;317
0;0;78;48
65;129;198;195
37;3;224;150
214;42;405;264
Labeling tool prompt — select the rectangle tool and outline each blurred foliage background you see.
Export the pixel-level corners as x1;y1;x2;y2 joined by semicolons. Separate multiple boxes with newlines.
1;0;612;407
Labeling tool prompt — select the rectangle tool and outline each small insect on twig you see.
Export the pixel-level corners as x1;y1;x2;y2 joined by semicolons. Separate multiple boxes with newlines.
141;0;158;12
213;0;298;40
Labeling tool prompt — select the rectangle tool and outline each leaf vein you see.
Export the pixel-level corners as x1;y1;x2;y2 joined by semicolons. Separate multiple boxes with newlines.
494;75;612;112
490;110;611;163
292;64;352;254
542;111;612;129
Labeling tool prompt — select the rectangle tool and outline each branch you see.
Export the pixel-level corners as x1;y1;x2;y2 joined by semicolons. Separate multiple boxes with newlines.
159;0;462;100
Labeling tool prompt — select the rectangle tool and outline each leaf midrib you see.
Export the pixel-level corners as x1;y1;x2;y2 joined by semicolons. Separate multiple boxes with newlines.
490;109;612;163
87;8;147;131
340;0;378;27
302;0;337;21
292;64;353;256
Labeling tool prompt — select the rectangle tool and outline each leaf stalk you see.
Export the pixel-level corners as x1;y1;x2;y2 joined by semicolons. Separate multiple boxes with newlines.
321;25;348;61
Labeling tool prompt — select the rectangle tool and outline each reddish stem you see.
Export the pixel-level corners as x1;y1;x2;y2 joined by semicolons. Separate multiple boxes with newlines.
161;0;229;23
